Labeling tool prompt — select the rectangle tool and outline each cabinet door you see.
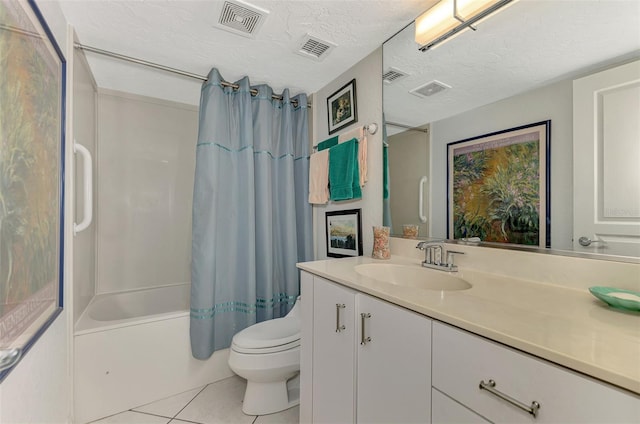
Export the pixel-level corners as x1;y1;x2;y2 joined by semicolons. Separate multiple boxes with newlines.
356;294;431;423
300;271;314;423
312;277;356;424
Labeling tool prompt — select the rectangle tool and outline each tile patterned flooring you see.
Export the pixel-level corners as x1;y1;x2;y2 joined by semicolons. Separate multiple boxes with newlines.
89;376;299;424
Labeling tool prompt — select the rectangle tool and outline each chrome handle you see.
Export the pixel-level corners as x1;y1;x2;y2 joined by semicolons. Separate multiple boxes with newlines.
446;250;464;262
0;348;21;372
335;303;346;332
578;236;603;247
360;313;372;345
479;379;540;418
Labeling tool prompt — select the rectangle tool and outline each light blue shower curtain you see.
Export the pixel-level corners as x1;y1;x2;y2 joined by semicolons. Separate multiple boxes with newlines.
190;68;312;359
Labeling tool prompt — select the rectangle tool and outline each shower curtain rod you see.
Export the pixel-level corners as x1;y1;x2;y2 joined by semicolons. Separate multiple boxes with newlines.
74;43;309;108
386;121;429;133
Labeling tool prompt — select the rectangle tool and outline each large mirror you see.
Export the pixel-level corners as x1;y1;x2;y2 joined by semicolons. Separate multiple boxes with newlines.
383;0;640;260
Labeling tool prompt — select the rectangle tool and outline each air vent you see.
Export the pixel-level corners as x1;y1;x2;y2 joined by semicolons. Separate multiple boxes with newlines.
409;80;451;98
295;34;336;61
215;0;269;38
383;67;409;84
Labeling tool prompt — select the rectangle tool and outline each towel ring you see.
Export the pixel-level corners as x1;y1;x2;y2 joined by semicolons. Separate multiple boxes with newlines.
365;123;378;135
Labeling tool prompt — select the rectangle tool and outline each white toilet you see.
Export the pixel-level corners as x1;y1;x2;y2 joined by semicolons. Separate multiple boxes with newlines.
228;296;301;415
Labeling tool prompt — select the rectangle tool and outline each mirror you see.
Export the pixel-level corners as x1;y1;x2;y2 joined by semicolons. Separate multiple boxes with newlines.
382;0;640;260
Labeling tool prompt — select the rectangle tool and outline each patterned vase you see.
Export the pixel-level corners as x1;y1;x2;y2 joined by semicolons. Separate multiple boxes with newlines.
372;226;391;259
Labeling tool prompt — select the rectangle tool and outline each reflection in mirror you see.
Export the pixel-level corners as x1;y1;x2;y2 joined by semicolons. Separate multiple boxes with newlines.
385;123;429;238
382;0;640;260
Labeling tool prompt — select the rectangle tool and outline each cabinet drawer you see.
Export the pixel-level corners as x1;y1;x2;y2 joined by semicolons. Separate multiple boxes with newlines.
432;322;640;423
432;388;489;424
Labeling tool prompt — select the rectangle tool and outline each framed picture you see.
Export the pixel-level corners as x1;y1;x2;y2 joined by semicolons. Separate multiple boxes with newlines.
327;79;357;134
0;0;66;381
326;209;363;258
447;121;551;248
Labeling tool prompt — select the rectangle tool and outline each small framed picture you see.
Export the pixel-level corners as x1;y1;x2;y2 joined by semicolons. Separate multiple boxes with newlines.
326;209;363;258
327;79;357;134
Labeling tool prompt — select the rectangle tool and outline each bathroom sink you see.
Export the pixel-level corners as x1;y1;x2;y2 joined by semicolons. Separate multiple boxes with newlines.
354;264;471;291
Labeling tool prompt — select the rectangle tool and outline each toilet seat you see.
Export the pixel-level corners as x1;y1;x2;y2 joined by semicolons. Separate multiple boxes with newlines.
231;316;300;354
232;339;300;354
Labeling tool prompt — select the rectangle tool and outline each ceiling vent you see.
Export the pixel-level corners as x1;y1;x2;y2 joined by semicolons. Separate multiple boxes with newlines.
409;80;451;98
296;34;336;61
383;67;409;84
215;0;269;38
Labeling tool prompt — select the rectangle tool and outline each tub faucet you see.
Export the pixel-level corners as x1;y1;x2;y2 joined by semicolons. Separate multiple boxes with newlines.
416;242;464;272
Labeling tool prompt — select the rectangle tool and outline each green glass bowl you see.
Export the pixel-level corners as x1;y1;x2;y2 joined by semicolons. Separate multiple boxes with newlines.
589;286;640;312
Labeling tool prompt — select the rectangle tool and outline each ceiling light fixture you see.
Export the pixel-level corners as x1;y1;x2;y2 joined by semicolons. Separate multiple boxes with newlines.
415;0;515;52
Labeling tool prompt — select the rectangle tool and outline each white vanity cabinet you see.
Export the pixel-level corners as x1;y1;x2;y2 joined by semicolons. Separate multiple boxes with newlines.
356;290;431;423
308;274;357;423
301;272;431;423
432;322;640;423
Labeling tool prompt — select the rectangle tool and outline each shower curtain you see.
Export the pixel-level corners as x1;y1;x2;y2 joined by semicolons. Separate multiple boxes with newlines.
190;68;312;359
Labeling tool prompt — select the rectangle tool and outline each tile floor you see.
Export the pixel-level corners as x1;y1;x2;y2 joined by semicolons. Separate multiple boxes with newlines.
89;376;300;424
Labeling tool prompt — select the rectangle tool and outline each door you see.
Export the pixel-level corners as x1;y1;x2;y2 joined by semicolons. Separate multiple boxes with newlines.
573;60;640;257
356;293;431;423
312;277;356;423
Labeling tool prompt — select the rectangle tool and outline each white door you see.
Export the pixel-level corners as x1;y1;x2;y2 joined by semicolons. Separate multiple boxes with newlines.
312;277;356;424
356;294;431;424
573;60;640;257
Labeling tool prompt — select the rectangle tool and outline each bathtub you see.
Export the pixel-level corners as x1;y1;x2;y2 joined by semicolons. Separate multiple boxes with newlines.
74;283;234;423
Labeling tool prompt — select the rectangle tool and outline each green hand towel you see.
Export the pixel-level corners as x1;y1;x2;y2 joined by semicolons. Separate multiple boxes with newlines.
329;138;361;201
317;136;338;151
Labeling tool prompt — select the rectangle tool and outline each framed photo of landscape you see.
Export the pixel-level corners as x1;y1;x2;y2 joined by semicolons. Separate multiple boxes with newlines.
326;209;363;258
447;121;551;248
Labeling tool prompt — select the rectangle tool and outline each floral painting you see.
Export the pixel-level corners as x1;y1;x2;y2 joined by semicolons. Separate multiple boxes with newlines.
447;122;550;247
0;0;64;380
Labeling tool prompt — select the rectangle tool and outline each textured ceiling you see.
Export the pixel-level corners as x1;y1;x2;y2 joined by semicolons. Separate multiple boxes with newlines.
383;0;640;129
55;0;430;105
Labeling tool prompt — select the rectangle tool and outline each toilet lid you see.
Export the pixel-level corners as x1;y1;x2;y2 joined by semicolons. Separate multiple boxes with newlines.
231;338;300;355
232;316;300;349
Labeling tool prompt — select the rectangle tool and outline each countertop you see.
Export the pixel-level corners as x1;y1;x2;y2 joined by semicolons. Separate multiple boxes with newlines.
297;255;640;395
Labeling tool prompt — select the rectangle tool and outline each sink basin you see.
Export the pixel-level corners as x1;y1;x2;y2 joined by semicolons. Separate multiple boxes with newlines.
354;263;471;291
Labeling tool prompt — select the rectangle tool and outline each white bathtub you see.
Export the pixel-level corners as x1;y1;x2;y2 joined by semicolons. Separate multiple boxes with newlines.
76;283;191;333
74;283;234;423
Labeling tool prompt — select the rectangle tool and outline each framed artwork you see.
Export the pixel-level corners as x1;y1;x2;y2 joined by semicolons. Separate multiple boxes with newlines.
327;79;357;134
447;121;551;248
0;0;66;381
326;209;363;258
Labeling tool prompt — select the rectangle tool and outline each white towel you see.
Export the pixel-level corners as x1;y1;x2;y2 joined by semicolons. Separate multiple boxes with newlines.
338;127;367;187
308;149;330;204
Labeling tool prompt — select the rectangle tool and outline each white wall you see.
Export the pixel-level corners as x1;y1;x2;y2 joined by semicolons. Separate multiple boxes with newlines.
430;79;573;250
96;90;198;293
0;1;71;422
312;48;383;259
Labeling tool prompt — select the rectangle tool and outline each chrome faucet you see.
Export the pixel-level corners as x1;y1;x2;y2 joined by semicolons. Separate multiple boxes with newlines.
416;241;464;272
